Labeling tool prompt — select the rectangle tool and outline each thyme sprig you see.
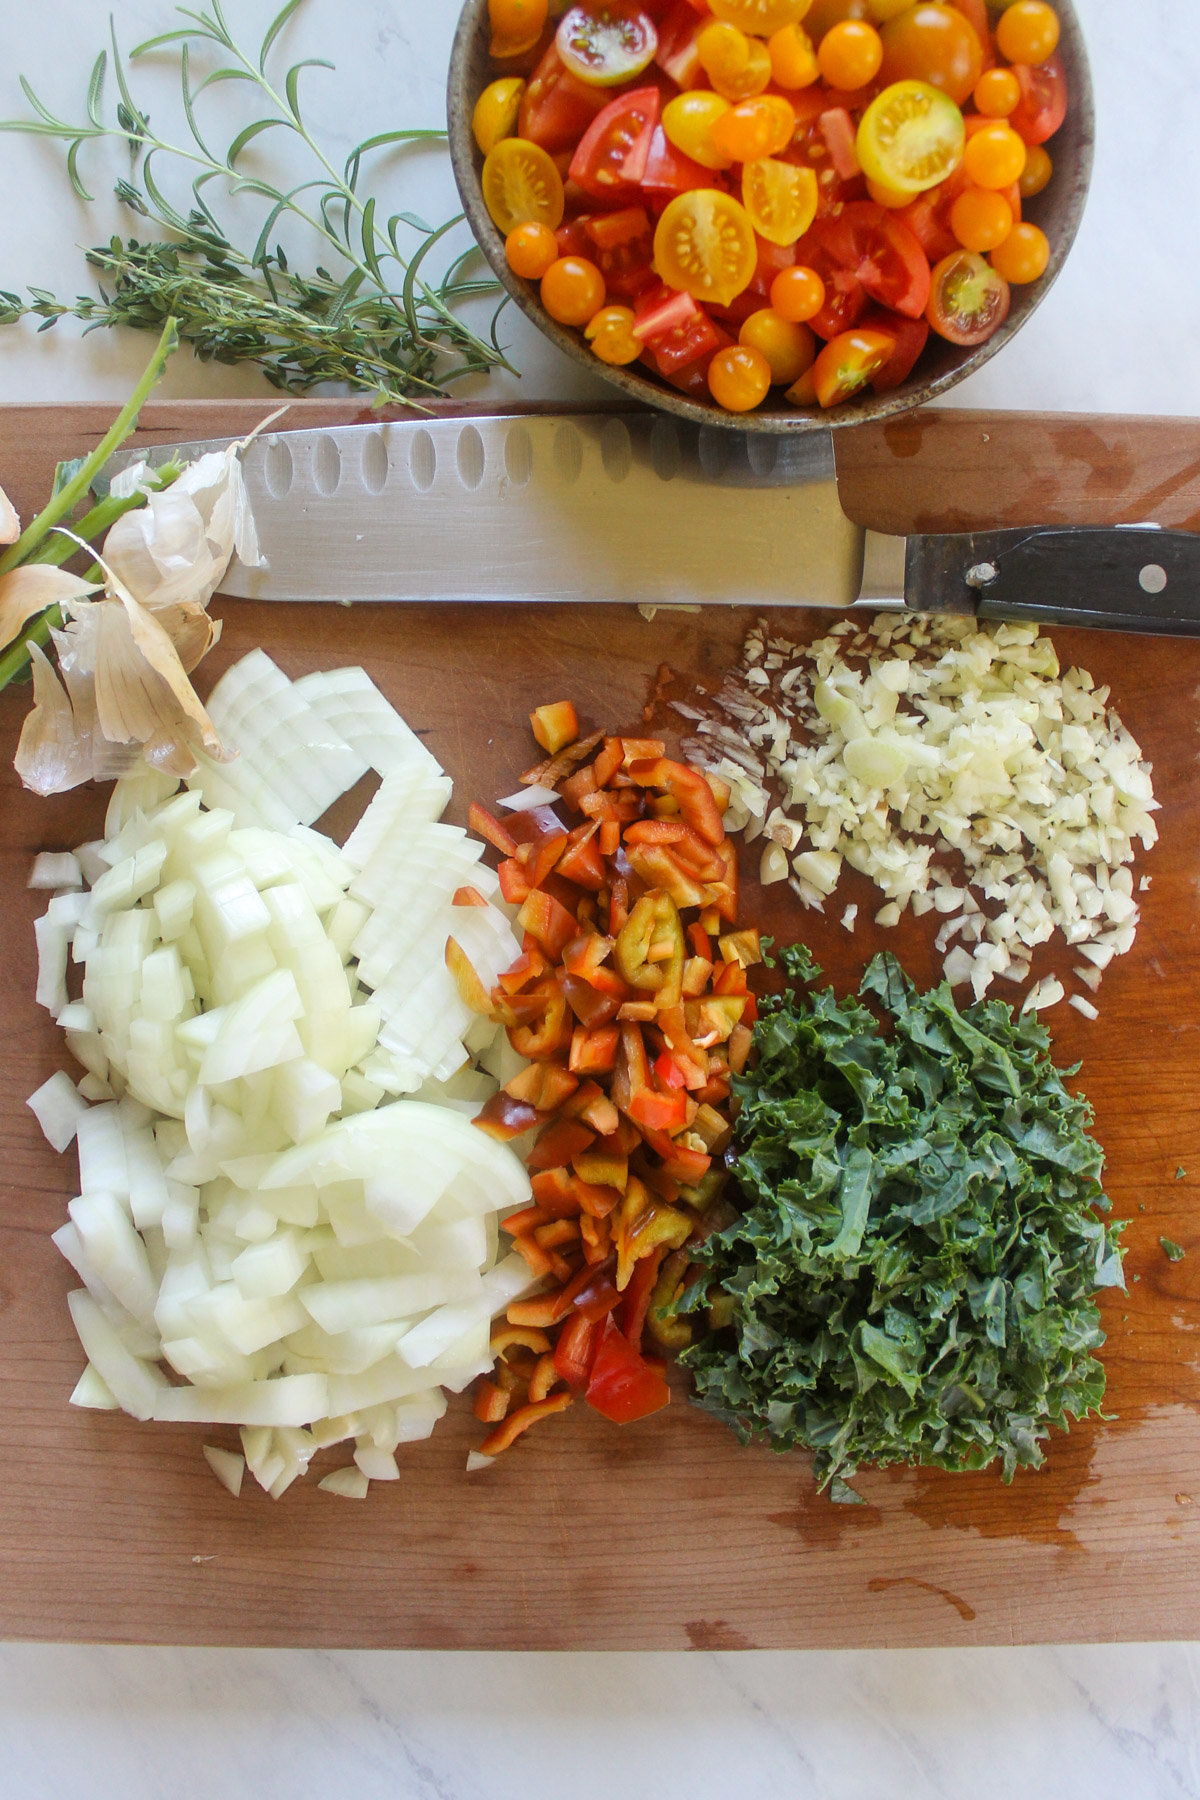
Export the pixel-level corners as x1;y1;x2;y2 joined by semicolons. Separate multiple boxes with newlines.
0;1;512;405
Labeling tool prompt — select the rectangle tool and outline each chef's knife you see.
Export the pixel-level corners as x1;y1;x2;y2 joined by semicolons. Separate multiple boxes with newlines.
107;413;1199;634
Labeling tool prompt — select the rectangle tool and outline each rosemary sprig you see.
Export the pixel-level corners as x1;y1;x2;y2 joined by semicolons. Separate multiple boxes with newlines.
0;0;512;406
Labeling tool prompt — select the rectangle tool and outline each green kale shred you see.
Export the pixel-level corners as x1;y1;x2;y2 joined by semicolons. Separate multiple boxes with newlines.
681;948;1126;1489
1160;1237;1185;1263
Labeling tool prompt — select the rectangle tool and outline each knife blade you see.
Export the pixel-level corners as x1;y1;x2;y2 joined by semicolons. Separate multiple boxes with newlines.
106;413;1200;633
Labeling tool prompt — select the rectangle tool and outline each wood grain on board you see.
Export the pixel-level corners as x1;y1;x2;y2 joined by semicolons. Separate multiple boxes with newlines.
2;401;1200;1651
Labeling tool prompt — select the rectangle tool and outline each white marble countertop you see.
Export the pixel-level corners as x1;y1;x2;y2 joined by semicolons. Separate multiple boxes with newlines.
3;0;1200;1792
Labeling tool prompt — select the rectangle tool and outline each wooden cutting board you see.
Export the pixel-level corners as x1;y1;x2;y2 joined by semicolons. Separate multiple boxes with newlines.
3;399;1200;1651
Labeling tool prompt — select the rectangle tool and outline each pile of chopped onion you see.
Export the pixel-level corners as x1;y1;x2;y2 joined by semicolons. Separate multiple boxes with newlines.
26;651;538;1499
679;614;1158;1012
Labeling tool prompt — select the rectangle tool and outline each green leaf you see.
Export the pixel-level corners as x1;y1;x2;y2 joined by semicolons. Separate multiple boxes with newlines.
225;115;286;168
85;52;107;128
283;58;334;120
259;0;308;72
65;139;93;203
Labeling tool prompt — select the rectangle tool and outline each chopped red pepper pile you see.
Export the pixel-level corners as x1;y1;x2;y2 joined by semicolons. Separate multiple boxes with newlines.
449;700;762;1458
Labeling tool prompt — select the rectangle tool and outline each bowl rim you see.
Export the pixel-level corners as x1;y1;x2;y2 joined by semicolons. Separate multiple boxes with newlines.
446;0;1094;434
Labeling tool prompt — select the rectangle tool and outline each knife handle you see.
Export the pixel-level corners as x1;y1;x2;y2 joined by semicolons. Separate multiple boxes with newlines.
905;526;1200;636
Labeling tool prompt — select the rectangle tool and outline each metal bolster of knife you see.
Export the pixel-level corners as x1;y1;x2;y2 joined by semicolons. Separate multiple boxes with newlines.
904;525;1200;635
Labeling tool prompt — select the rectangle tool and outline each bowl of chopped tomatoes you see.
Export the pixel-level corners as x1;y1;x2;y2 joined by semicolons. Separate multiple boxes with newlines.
448;0;1092;431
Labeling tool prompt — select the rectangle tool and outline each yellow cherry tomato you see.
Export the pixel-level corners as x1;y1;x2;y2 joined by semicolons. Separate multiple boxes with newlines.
662;91;733;171
739;308;817;384
989;220;1049;284
489;0;548;58
709;0;813;35
653;189;758;307
973;66;1021;118
1018;142;1053;198
711;94;797;162
482;138;565;237
949;186;1014;252
709;35;773;100
964;122;1027;189
817;19;884;90
585;304;642;365
708;343;773;411
505;220;560;279
770;264;826;322
856;79;965;195
866;176;913;207
473;78;526;156
742;158;818;245
698;20;751;81
541;255;606;326
866;0;917;18
785;366;819;406
768;23;819;88
995;1;1060;67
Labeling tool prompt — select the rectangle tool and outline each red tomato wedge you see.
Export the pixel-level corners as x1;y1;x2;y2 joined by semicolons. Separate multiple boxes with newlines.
585;1320;671;1423
1010;52;1068;146
810;202;932;321
581;206;656;297
858;305;930;391
639;123;714;197
569;86;662;201
519;44;612;152
634;284;721;373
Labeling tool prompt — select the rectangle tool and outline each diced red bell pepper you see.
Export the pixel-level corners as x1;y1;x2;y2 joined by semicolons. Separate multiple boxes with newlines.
619;1245;667;1351
560;970;623;1030
531;700;579;755
625;843;709;911
640;1125;712;1183
585;1320;671;1424
468;802;518;856
562;931;615;981
629;1086;689;1134
592;737;625;788
560;763;599;812
474;1092;542;1142
474;1378;510;1424
507;978;573;1059
572;1175;622;1218
654;1051;688;1091
531;1167;583;1216
552;1253;620;1324
504;1060;579;1112
518;888;578;960
626;757;725;845
712;960;748;997
452;885;489;907
595;1115;643;1157
570;1024;620;1075
557;822;605;890
478;1390;573;1456
553;1312;602;1391
497;947;550;994
498;858;532;904
527;1116;596;1172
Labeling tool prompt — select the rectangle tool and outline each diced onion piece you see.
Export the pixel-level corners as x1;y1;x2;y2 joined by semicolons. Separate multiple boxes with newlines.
465;1450;495;1472
203;1443;246;1496
318;1466;370;1498
1069;994;1099;1020
29;851;82;890
353;1444;400;1481
70;1363;119;1409
27;1071;89;1151
497;785;559;812
840;905;858;932
759;843;789;886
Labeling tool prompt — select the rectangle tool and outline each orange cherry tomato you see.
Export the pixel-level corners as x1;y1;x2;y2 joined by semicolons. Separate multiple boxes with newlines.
710;95;797;163
541;255;607;325
989;219;1049;283
973;66;1021;118
770;264;827;322
585;303;642;364
817;19;884;90
738;308;817;384
1018;142;1052;197
949;186;1013;252
995;1;1060;67
489;0;549;58
964;123;1027;189
662;91;734;170
707;343;773;411
653;189;758;306
879;4;984;107
506;220;560;279
811;327;895;406
768;22;820;88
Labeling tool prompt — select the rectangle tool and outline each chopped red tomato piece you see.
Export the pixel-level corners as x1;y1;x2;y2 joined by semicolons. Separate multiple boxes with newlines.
586;1320;671;1423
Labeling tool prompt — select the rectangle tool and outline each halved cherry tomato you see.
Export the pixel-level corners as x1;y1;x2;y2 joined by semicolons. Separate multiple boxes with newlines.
585;1320;671;1423
586;303;643;364
482;137;566;236
879;3;984;106
473;77;527;155
489;0;548;59
807;200;931;319
662;91;734;171
768;21;820;89
569;86;662;199
856;78;966;195
858;304;929;389
519;44;612;151
742;158;818;246
812;326;895;406
710;95;797;163
1018;142;1052;198
926;246;1010;343
654;189;758;307
557;2;659;87
1009;52;1068;146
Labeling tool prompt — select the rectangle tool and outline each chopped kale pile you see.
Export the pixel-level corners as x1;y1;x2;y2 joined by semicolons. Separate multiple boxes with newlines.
681;948;1125;1489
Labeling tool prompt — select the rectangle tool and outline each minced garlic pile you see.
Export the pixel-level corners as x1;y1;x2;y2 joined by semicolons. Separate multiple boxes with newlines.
677;613;1159;1017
